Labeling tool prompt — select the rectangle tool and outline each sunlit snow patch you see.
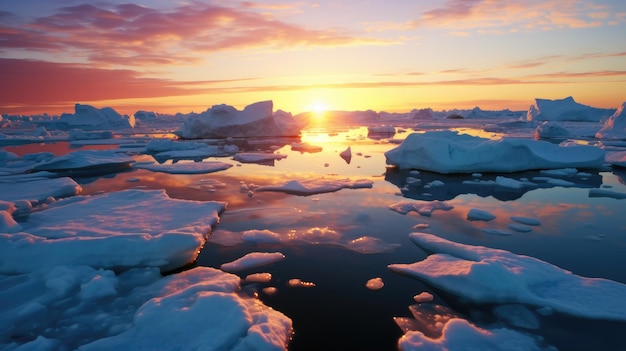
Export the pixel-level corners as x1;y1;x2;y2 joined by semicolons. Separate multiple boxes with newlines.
256;178;373;196
0;189;225;273
388;232;626;321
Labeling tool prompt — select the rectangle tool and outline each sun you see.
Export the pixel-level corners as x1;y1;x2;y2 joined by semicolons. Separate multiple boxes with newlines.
310;101;327;120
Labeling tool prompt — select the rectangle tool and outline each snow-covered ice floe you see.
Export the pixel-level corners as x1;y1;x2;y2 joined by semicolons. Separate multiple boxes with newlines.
388;232;626;321
385;131;605;173
388;200;453;217
595;102;626;140
606;151;626;168
256;178;373;196
0;266;292;350
0;189;226;273
31;150;135;175
0;177;82;205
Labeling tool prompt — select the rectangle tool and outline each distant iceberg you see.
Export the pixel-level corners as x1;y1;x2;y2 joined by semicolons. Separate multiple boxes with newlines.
385;131;605;174
526;96;614;122
596;102;626;139
51;104;135;130
176;100;303;139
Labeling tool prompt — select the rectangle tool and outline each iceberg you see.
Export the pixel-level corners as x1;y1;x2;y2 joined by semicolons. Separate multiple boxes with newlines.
526;97;614;122
49;104;135;130
176;100;303;139
384;131;605;173
596;102;626;139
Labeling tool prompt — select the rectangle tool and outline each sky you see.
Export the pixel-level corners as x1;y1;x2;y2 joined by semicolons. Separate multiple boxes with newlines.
1;0;625;115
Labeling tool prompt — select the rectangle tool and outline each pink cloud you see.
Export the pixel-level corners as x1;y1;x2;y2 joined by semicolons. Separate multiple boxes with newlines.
0;59;229;110
415;0;620;32
1;2;385;67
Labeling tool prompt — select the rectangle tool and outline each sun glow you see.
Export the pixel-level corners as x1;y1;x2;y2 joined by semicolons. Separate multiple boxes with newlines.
310;101;328;120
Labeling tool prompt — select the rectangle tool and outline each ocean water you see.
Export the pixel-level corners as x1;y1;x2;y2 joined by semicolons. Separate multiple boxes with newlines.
8;124;626;350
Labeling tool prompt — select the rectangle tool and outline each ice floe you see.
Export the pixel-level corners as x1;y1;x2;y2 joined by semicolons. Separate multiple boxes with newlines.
31;150;135;176
0;189;225;273
385;131;605;173
588;188;626;199
256;178;373;196
0;177;82;205
606;151;626;167
134;161;232;174
388;200;453;217
466;208;496;221
510;216;541;226
366;277;384;290
389;232;626;320
290;142;322;153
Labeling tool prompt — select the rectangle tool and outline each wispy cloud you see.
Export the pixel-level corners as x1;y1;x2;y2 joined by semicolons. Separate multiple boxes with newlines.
0;2;387;66
414;0;623;33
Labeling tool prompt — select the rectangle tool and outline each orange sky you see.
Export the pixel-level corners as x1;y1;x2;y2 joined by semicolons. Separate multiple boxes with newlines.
1;0;625;116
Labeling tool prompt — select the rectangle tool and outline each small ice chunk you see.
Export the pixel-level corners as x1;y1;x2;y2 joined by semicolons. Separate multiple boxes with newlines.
262;287;278;295
232;153;287;163
339;147;352;164
413;292;434;303
389;201;453;217
413;223;429;229
220;252;285;272
244;273;272;283
588;189;626;199
257;178;373;196
366;277;384;291
134;161;232;174
288;278;316;288
467;208;496;222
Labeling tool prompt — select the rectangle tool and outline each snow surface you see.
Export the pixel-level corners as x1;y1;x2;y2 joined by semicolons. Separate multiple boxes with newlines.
0;177;82;205
256;178;373;196
398;318;552;351
0;266;291;350
389;232;626;320
385;131;605;173
0;189;225;273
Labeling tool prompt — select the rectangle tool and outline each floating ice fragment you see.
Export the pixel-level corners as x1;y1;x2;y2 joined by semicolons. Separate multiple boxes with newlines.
389;200;453;217
588;188;626;199
288;278;316;288
366;277;384;290
413;292;434;303
467;208;496;222
291;142;322;153
220;252;285;273
232;153;287;164
256;178;372;196
244;273;272;283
